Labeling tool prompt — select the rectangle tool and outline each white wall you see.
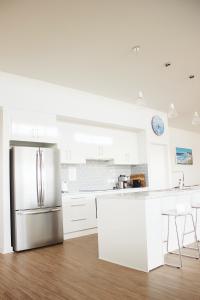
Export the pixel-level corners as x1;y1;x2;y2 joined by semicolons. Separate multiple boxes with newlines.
0;109;3;252
169;127;200;187
148;144;170;190
0;72;169;138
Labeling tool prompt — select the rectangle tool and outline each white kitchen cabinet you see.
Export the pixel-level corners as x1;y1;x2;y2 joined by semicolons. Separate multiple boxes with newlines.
114;151;138;165
62;197;97;234
60;148;86;164
113;131;139;165
58;122;114;163
58;122;87;164
9;110;58;143
58;121;140;165
97;193;164;272
86;144;113;161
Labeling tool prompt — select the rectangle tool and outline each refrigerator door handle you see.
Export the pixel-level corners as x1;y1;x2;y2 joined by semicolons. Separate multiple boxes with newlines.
17;207;61;215
40;150;45;207
36;150;41;206
50;207;62;212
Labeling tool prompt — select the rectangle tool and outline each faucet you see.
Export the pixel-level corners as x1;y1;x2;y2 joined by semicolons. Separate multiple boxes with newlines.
173;171;185;189
178;171;185;189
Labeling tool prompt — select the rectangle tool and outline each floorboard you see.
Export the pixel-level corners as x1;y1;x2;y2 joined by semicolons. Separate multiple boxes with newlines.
0;234;200;300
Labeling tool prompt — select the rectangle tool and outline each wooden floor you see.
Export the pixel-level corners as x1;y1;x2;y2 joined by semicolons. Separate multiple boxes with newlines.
1;235;200;300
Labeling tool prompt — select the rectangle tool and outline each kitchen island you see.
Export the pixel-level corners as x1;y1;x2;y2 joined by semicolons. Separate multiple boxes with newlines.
97;187;200;272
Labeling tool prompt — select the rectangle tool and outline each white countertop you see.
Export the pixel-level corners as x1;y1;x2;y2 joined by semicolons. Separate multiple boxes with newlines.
96;185;200;201
62;187;148;199
62;185;200;201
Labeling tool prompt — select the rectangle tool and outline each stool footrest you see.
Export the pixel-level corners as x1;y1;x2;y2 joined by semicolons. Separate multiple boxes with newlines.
183;245;199;250
165;263;181;269
169;251;199;259
183;230;195;236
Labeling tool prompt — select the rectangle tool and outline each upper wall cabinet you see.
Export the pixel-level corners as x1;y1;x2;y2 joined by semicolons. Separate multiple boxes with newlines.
57;121;144;165
112;130;139;165
58;122;114;164
9;110;58;143
58;122;86;164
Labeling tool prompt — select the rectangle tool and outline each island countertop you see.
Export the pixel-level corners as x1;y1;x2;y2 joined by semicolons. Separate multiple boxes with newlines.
97;185;200;201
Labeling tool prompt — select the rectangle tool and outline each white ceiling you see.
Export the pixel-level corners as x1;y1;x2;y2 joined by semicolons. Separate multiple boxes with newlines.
0;0;200;131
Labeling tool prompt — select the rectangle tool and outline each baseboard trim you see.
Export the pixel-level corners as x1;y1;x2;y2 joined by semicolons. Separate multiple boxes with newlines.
0;246;13;254
0;230;98;252
64;228;97;240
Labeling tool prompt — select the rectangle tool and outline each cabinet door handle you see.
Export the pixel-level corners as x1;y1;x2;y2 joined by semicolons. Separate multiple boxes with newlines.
71;218;87;222
70;197;84;200
71;204;86;207
70;197;84;199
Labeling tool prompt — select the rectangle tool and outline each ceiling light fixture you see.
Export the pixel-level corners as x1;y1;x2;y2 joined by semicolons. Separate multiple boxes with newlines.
135;91;146;106
168;103;178;118
131;45;141;53
192;112;200;125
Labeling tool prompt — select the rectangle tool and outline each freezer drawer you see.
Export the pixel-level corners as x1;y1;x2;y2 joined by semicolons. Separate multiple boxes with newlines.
12;208;63;251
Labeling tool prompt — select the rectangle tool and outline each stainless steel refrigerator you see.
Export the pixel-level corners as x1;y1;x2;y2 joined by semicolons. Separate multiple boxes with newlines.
10;146;63;251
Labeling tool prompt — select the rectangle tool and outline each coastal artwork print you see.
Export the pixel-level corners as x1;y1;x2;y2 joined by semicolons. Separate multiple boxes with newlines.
176;147;193;165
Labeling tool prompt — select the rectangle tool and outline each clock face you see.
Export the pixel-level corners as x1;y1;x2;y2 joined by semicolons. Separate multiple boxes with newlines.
151;116;164;136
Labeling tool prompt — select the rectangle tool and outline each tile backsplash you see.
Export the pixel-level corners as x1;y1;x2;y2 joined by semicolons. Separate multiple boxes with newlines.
61;161;148;192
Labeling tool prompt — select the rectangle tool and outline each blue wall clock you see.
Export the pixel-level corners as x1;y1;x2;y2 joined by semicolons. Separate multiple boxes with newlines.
151;115;164;136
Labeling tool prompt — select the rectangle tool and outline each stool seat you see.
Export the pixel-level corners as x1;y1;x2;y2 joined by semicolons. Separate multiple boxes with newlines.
162;209;192;217
191;202;200;209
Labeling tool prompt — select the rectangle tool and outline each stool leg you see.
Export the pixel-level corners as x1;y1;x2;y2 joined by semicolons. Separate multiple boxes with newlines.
175;216;183;268
167;216;183;268
175;213;199;258
166;215;169;253
195;208;200;242
195;208;198;229
191;214;200;259
182;215;187;247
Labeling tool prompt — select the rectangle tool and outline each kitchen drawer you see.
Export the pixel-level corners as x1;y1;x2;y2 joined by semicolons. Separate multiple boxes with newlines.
63;197;97;233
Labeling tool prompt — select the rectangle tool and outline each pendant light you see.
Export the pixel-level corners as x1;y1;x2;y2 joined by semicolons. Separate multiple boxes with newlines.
135;91;146;106
192;112;200;125
168;103;178;118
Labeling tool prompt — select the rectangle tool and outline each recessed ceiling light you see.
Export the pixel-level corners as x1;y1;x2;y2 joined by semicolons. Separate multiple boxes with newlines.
131;45;141;53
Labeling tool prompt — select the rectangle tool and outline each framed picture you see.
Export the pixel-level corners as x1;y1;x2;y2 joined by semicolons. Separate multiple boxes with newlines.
176;147;193;165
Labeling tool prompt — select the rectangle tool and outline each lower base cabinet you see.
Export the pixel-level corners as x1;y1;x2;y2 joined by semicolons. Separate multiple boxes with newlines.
62;197;97;234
